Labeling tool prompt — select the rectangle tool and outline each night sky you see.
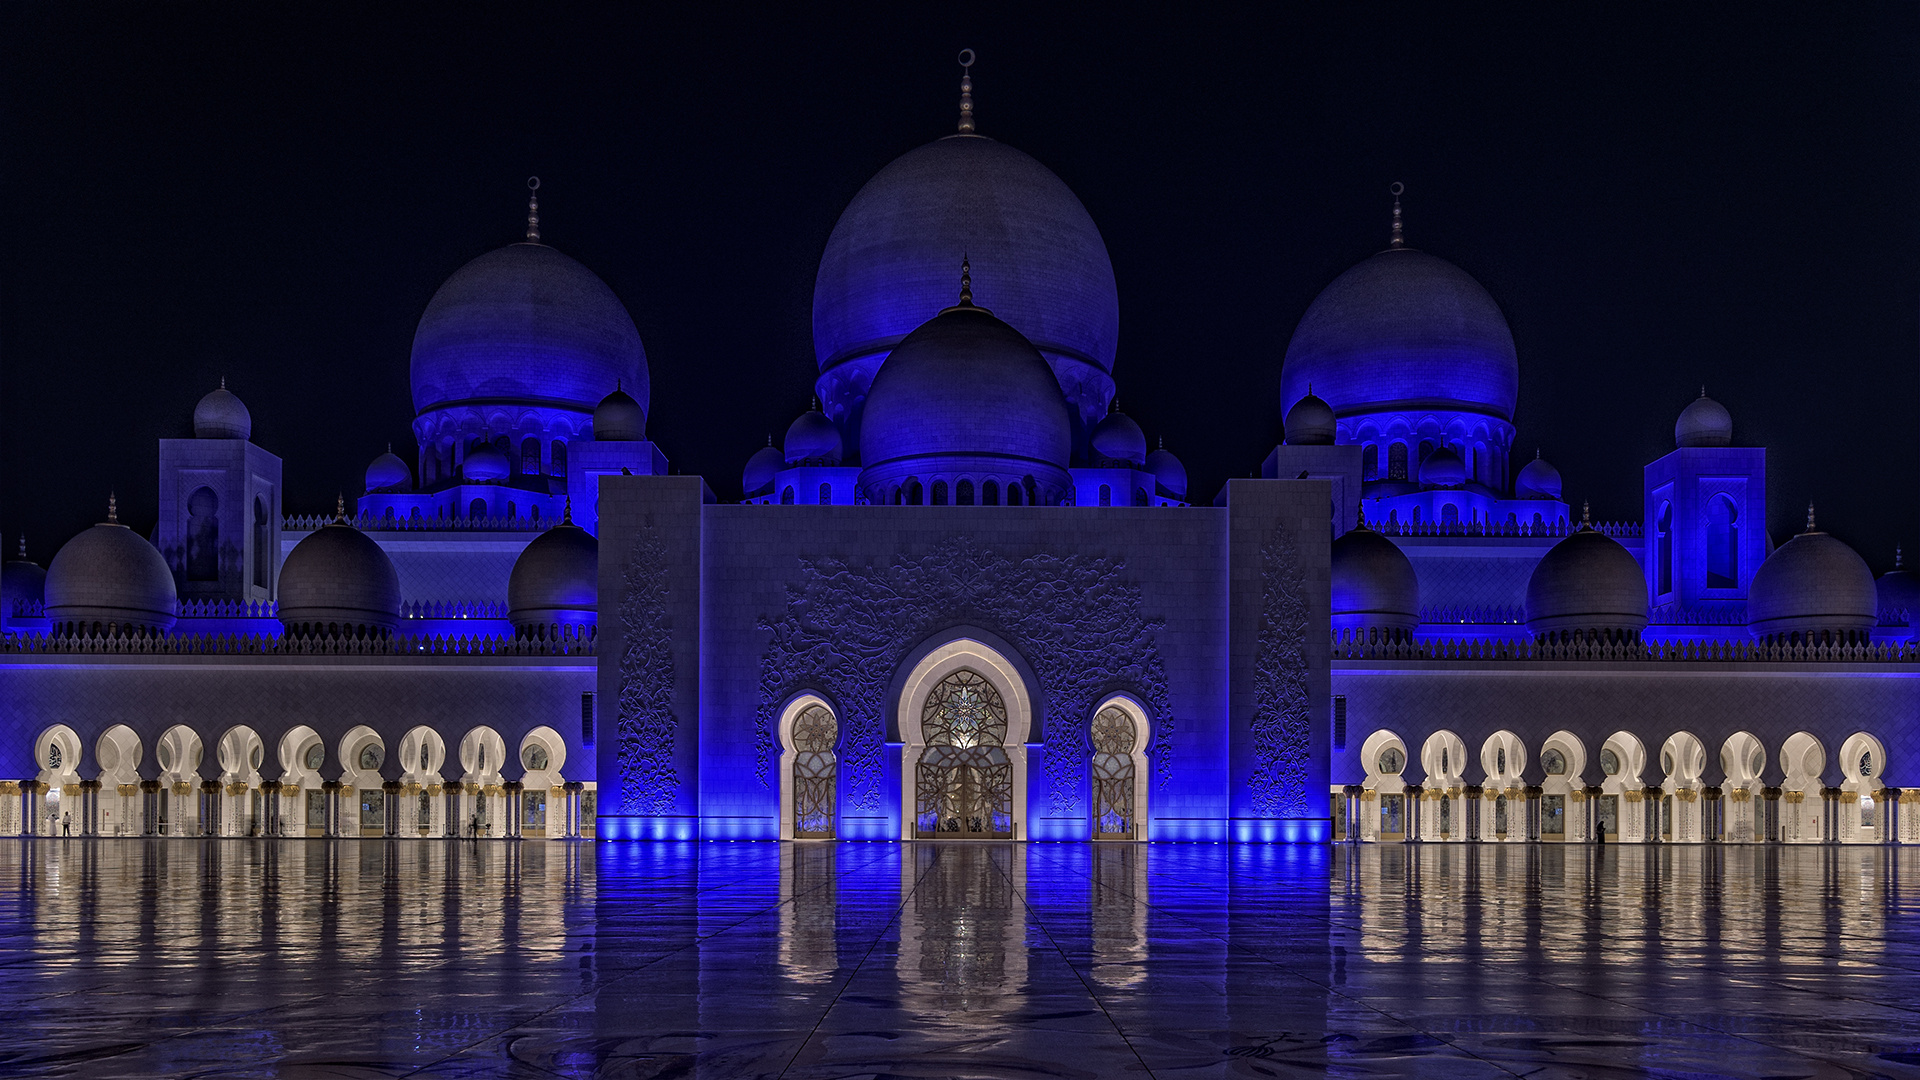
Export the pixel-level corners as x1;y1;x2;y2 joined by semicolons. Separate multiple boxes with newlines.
4;6;1917;569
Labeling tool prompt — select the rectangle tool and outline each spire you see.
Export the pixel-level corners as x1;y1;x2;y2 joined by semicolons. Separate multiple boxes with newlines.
15;534;25;559
219;376;227;391
335;494;348;522
525;176;541;242
1581;500;1591;527
959;255;974;307
957;49;976;133
1700;385;1708;399
1535;448;1541;460
1899;545;1905;570
107;493;118;524
563;496;573;525
811;395;820;412
1389;182;1405;249
1807;501;1817;532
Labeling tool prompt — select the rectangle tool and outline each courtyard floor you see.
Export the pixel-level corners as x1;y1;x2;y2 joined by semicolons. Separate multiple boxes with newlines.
0;839;1917;1078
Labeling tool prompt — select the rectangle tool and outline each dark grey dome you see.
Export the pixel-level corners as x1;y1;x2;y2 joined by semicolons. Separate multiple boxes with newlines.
743;441;784;497
859;302;1072;476
277;518;402;638
593;385;646;441
44;510;177;635
1514;453;1561;499
2;536;44;618
784;408;843;465
1877;559;1920;628
364;450;411;493
194;383;252;440
1675;391;1733;448
1525;526;1648;640
462;445;510;483
1145;442;1187;497
1332;525;1420;633
1089;408;1146;466
508;519;598;634
1748;517;1876;641
1420;447;1466;487
1283;390;1336;445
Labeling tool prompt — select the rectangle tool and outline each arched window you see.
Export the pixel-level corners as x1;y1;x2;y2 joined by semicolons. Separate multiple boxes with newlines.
186;487;219;581
469;498;488;520
1023;476;1038;505
1362;444;1379;480
957;479;974;505
790;703;838;838
914;670;1012;838
1442;503;1459;527
521;438;541;476
1656;502;1674;595
506;501;517;521
529;504;541;522
781;486;795;505
1099;484;1112;507
983;480;999;506
1707;495;1739;589
550;441;568;478
907;480;923;505
818;482;831;505
932;480;948;506
1091;706;1137;839
1388;442;1409;480
1134;486;1149;506
1006;482;1021;506
252;496;270;589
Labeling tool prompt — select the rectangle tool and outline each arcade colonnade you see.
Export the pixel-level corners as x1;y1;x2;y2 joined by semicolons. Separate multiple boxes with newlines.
1337;726;1909;845
11;721;594;840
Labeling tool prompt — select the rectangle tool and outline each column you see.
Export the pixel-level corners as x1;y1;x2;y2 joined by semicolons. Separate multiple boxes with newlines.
1584;785;1603;842
1762;786;1781;842
1341;785;1362;842
1823;787;1841;843
140;779;160;835
445;783;463;838
261;780;281;837
23;781;46;837
1524;785;1542;842
1701;786;1722;842
504;781;524;839
321;780;342;838
1643;785;1663;843
1881;788;1900;845
382;781;401;840
564;781;584;840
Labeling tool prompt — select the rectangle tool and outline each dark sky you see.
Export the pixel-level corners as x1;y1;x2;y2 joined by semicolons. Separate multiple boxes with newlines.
4;5;1917;569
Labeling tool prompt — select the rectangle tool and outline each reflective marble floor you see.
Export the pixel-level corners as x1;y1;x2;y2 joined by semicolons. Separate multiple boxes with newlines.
2;841;1919;1079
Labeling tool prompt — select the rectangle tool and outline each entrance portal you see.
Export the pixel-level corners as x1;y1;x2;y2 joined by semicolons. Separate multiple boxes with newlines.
914;670;1013;838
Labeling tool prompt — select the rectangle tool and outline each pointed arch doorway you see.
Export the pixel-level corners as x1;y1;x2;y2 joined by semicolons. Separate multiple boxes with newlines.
898;639;1033;840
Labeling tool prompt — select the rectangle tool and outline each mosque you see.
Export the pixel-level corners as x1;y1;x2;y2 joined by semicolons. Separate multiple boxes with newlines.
3;60;1917;847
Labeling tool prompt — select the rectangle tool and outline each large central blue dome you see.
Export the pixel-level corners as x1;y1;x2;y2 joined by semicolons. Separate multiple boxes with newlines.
410;243;648;418
814;135;1118;435
1280;249;1518;423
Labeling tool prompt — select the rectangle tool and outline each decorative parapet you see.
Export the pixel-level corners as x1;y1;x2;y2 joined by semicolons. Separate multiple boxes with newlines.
1373;518;1641;539
400;600;510;621
1333;630;1919;664
177;598;278;618
0;627;593;657
1648;602;1748;626
1420;605;1525;626
282;514;544;532
5;598;45;619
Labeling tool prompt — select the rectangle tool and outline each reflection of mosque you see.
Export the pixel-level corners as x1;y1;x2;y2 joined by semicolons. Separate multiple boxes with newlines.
5;56;1920;846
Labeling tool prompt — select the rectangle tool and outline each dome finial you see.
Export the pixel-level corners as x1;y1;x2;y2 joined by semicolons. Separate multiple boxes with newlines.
1581;499;1591;527
563;495;573;524
14;534;23;558
958;254;974;307
1389;182;1406;249
220;376;226;391
1807;501;1817;532
335;493;348;523
811;395;820;412
1535;448;1541;460
1898;544;1905;570
1700;385;1708;399
525;176;541;242
107;492;118;524
957;49;976;133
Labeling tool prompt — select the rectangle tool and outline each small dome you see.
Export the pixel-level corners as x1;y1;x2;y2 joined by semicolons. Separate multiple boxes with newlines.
784;408;843;465
462;445;511;483
859;301;1072;479
592;385;647;441
1877;552;1920;628
508;518;598;634
1420;447;1466;487
1145;441;1187;497
364;449;412;493
1748;512;1876;641
1525;524;1648;640
44;504;177;635
1676;390;1733;448
1283;390;1336;446
3;536;47;618
193;382;252;440
1089;408;1147;466
1332;525;1420;633
743;440;784;497
277;512;402;638
410;243;648;419
1514;452;1561;499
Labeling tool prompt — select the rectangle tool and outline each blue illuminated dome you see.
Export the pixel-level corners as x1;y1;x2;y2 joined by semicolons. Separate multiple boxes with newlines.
44;503;177;636
1145;440;1187;498
1675;390;1733;448
1;536;45;617
364;449;412;493
592;385;647;442
1420;447;1467;488
743;439;784;499
1280;249;1518;426
784;407;843;466
1284;389;1336;446
193;382;252;440
858;296;1073;504
814;134;1118;442
1879;550;1920;629
1331;524;1420;635
1525;524;1648;641
1514;452;1562;499
1089;407;1146;467
508;518;598;635
461;444;510;483
410;243;647;419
